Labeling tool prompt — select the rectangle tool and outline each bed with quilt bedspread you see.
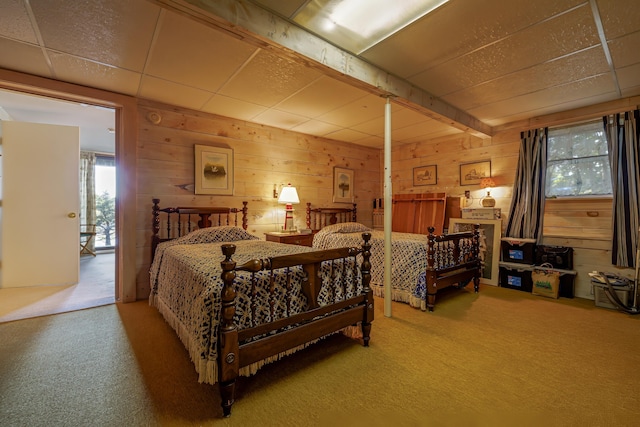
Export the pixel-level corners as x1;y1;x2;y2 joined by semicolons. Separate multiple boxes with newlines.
149;221;373;417
312;222;481;312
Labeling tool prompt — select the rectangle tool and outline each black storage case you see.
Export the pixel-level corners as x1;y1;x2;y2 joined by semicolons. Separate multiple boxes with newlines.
501;238;536;264
499;264;533;292
535;245;573;270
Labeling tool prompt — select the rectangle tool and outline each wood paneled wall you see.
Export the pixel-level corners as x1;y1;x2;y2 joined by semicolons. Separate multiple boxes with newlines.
136;100;380;297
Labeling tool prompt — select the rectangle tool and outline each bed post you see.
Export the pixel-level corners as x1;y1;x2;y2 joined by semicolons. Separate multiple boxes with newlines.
425;226;438;312
472;224;481;293
152;198;161;260
352;203;357;222
241;201;248;230
306;202;311;229
219;244;240;417
360;232;373;346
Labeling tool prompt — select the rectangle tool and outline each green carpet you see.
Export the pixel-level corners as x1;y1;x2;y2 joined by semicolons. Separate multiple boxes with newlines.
1;285;639;426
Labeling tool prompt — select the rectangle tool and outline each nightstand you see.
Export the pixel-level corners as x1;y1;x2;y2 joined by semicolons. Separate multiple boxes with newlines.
264;231;316;247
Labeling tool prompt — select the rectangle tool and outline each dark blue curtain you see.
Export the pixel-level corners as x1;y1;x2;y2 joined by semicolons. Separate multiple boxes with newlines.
505;128;548;243
603;110;639;268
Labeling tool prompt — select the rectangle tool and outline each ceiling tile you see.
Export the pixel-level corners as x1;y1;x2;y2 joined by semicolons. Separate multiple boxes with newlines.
201;94;267;121
138;76;212;110
274;75;369;118
324;128;370;143
608;31;640;69
220;49;322;107
0;37;51;78
291;119;342;136
444;46;610;110
316;94;387;127
252;108;309;129
30;0;160;72
146;11;258;93
616;63;640;93
597;0;640;40
0;0;38;44
49;52;142;96
411;3;600;96
392;119;460;142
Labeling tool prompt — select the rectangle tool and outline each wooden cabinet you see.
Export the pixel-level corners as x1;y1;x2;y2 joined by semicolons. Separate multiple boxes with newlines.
265;232;315;247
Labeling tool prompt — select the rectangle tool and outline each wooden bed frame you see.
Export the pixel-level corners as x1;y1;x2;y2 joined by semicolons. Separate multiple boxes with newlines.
150;199;374;417
425;225;481;311
151;198;248;256
306;202;481;311
306;202;357;230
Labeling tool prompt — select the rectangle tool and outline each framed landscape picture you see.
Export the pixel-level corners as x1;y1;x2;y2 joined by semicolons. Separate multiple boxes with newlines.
460;160;491;185
333;167;354;203
195;145;233;195
413;165;437;186
448;218;501;286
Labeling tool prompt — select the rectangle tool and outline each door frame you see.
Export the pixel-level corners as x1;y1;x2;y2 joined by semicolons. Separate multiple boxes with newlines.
0;68;138;302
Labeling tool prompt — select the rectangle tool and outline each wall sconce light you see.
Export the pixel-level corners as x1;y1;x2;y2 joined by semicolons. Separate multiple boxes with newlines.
278;183;300;232
480;178;496;207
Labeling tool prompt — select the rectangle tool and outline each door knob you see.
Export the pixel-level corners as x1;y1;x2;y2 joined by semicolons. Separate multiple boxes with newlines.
68;212;77;218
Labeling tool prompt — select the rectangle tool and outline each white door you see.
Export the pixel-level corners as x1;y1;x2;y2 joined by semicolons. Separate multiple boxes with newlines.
1;121;80;287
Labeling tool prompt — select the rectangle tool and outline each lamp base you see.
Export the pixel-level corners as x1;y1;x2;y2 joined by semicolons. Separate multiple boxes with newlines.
481;194;496;207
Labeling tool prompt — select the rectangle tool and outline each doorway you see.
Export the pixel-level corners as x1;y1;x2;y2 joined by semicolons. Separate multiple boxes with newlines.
0;89;117;320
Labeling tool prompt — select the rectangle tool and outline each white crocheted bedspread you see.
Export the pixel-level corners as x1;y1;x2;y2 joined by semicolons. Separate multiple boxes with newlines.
149;226;363;385
313;222;429;310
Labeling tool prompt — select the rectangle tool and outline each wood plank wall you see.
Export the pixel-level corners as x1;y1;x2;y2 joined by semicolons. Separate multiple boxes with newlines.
136;100;380;298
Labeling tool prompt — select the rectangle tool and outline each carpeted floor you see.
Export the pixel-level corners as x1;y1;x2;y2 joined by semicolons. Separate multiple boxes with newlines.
0;252;115;323
0;284;638;426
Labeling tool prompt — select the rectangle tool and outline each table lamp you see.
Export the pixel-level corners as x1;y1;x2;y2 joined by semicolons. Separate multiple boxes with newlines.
480;177;496;207
278;183;300;231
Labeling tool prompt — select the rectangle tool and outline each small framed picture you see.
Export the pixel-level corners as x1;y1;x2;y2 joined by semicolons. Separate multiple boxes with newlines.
194;145;233;195
413;165;437;186
333;167;354;203
460;160;491;186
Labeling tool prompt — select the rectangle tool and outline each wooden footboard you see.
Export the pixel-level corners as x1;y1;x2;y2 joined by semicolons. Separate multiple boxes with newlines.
424;225;481;312
218;232;373;417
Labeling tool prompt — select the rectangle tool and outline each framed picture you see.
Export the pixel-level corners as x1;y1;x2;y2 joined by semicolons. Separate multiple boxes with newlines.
333;167;354;203
413;165;437;186
460;160;491;185
194;145;233;195
448;218;502;286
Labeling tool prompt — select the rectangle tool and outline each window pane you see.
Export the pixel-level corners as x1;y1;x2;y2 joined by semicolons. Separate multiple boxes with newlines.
546;121;612;197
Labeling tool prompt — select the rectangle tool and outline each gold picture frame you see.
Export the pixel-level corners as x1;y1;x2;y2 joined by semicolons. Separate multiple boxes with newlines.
194;144;233;195
449;218;502;286
460;160;491;185
333;167;354;203
413;165;437;186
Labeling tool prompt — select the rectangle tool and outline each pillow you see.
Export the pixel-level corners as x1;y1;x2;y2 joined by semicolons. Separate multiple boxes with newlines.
319;222;371;234
172;226;259;245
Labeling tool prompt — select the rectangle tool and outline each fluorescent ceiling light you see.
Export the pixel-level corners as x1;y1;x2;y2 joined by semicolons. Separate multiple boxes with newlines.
294;0;449;54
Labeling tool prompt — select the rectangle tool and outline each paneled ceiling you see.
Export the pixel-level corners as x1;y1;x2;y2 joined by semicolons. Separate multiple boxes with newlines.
0;0;639;150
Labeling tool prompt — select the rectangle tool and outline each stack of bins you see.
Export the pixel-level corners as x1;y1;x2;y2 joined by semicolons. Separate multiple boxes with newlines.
499;238;537;292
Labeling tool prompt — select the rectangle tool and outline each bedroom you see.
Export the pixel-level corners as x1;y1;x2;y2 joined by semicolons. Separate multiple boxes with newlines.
0;3;638;308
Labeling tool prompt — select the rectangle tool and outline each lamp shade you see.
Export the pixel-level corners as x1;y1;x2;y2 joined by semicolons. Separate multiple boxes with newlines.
480;178;495;189
278;184;300;205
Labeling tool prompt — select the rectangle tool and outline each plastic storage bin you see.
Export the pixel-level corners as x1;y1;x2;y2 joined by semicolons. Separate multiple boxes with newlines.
501;238;536;264
499;263;533;292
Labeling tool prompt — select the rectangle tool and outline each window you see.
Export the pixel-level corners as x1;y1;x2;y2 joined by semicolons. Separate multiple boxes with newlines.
95;155;116;248
546;121;612;197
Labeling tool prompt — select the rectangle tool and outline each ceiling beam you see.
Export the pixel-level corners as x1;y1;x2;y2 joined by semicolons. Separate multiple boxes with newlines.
153;0;493;138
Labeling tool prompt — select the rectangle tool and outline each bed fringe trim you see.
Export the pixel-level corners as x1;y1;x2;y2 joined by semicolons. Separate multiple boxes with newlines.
150;294;364;385
370;284;426;311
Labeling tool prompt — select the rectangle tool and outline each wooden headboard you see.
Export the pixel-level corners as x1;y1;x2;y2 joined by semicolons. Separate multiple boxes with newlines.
305;203;357;231
392;193;447;235
151;198;248;257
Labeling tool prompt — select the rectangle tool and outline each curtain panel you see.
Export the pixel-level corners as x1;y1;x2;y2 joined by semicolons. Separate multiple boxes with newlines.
505;128;548;242
603;110;640;268
80;151;96;253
